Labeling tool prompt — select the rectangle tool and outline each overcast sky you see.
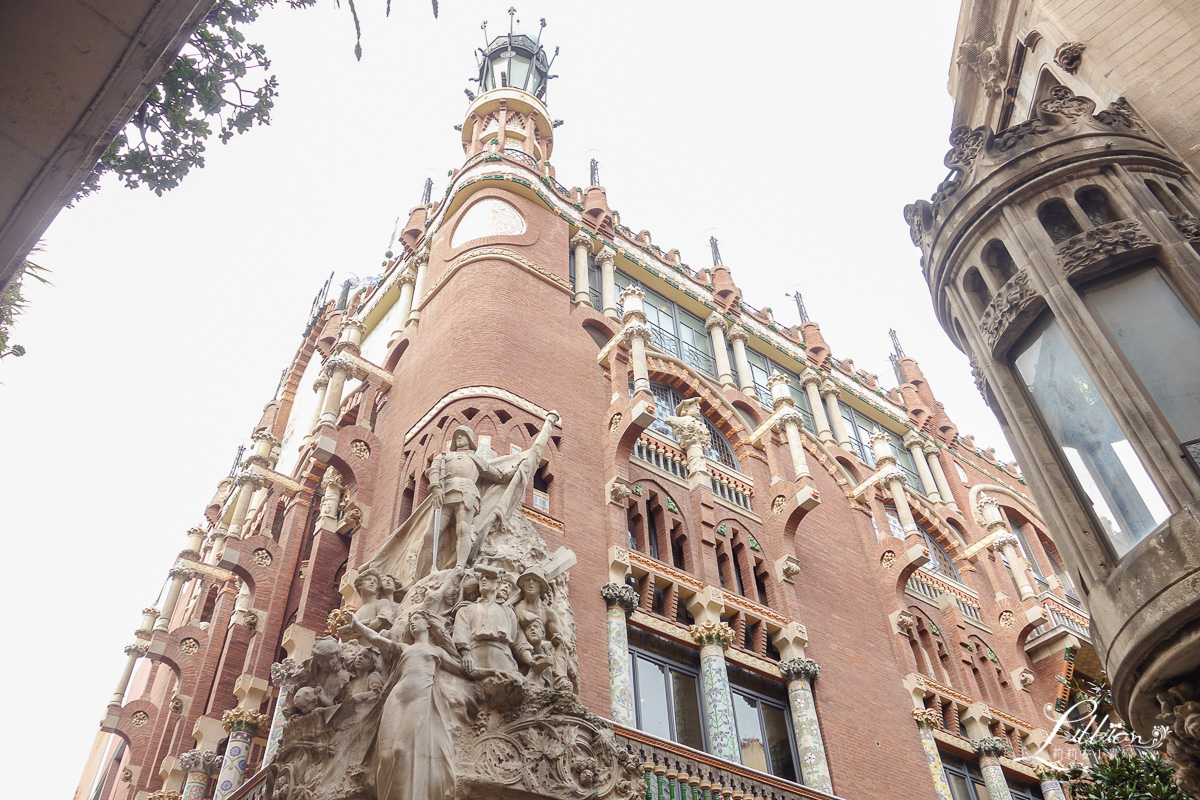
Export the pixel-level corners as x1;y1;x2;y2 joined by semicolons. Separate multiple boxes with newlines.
1;1;1002;795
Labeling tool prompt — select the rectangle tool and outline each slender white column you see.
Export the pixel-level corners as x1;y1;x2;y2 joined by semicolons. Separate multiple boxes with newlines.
904;431;942;501
727;325;753;393
305;374;329;439
110;643;148;705
317;357;355;426
571;231;593;307
979;497;1036;599
393;267;417;335
620;286;653;395
406;251;430;326
769;372;810;479
924;441;958;510
800;369;832;444
228;471;268;538
871;431;919;535
821;380;852;449
705;313;736;389
598;247;618;321
156;565;196;631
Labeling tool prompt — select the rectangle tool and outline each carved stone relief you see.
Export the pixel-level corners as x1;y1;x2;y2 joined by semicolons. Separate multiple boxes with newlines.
956;39;1007;97
1054;42;1085;74
977;271;1043;354
1055;220;1154;276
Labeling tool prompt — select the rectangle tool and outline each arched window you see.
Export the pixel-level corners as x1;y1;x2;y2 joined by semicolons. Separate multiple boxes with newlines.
1146;180;1185;216
963;268;992;313
1038;199;1083;244
983;240;1018;282
922;526;960;581
1168;182;1199;217
641;382;738;468
1075;187;1118;227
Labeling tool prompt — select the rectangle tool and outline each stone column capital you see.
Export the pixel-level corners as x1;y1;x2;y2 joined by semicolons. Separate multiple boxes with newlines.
704;312;727;333
222;708;269;735
766;371;791;390
251;431;279;446
971;736;1010;758
168;566;195;581
270;658;302;687
798;369;822;388
779;657;821;682
396;266;417;286
312;373;330;391
596;245;617;266
868;429;891;448
323;356;357;377
234;470;268;489
772;409;805;434
621;322;653;347
179;749;222;775
879;466;908;487
989;532;1021;551
412;250;430;268
818;379;840;398
922;440;941;457
338;318;367;337
912;708;943;729
600;582;639;614
689;619;735;649
570;230;593;249
725;324;749;344
125;643;149;658
902;430;924;450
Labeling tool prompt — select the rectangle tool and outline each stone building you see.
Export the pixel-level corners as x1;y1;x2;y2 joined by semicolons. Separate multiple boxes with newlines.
906;0;1200;793
79;23;1092;800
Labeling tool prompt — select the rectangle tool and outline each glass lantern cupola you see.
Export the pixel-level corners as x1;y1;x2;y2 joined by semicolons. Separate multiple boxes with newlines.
475;11;556;102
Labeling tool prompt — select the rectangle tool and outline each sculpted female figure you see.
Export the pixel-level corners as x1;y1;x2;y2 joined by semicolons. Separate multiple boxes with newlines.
345;610;469;800
354;569;404;632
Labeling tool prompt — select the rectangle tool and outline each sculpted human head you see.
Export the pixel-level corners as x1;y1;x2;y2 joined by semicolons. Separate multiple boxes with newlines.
311;638;342;669
380;574;396;596
451;426;476;452
355;568;382;598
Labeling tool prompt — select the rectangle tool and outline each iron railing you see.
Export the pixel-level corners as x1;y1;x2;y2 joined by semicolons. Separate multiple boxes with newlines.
502;147;538;170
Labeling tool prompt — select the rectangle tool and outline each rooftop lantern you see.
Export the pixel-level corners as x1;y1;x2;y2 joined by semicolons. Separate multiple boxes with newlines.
474;9;556;102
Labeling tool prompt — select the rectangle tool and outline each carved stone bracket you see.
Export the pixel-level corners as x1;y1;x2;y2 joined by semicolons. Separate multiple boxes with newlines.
978;270;1044;355
779;657;820;683
1054;42;1085;74
971;736;1010;757
1037;85;1096;122
1056;219;1154;277
600;582;638;615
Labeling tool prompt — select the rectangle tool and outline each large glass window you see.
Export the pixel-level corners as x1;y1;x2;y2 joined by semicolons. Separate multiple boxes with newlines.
1089;267;1200;451
839;406;916;482
731;689;798;782
1012;314;1170;556
629;642;705;752
942;756;1042;800
743;350;814;431
615;271;716;378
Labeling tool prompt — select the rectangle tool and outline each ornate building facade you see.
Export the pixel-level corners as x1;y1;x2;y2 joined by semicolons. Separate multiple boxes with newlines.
79;23;1095;800
907;1;1200;792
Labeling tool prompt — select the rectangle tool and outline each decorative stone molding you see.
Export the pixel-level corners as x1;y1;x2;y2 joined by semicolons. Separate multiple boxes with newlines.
600;582;639;614
222;708;269;734
689;619;735;649
179;749;222;775
339;318;367;337
350;440;371;459
971;737;1010;757
149;791;182;800
251;430;279;446
998;610;1016;629
818;379;840;398
1054;42;1085;74
1056;220;1153;276
124;643;149;658
269;658;301;686
608;481;634;506
1169;214;1200;243
1158;680;1200;795
779;657;821;682
168;566;195;581
766;371;791;390
313;373;330;391
978;270;1041;353
1096;97;1144;131
921;440;941;457
902;430;924;449
596;245;617;266
704;312;727;333
234;470;268;489
252;548;273;567
323;356;357;377
179;638;201;655
664;397;711;452
132;710;150;727
411;251;430;269
1017;668;1035;687
621;322;653;349
777;554;801;583
913;708;943;729
879;466;908;487
1037;85;1095;121
896;610;915;632
970;358;988;400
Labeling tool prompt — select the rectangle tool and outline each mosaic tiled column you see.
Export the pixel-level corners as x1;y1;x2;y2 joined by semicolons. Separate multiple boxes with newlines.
1037;770;1068;800
779;657;832;793
689;620;739;762
601;583;638;726
214;709;269;800
972;737;1014;800
264;659;301;765
913;709;954;800
178;749;221;800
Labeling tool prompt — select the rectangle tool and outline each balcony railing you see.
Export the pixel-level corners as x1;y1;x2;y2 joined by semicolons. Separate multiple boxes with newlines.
616;725;839;800
502;147;539;170
710;461;753;511
1028;594;1091;641
906;571;985;624
634;433;690;481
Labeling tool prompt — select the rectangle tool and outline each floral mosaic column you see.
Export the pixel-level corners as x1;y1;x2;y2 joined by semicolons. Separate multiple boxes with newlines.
913;709;954;800
689;620;739;762
972;737;1014;800
1037;770;1068;800
214;709;269;800
601;583;638;726
779;657;832;793
178;749;221;800
264;659;301;765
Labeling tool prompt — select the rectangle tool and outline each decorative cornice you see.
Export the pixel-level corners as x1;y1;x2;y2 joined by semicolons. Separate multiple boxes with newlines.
222;708;269;734
971;736;1010;758
689;620;735;649
912;708;943;729
270;658;302;686
778;657;820;683
600;582;639;614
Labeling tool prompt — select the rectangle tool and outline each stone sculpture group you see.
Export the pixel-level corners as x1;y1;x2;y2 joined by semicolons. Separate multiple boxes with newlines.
268;413;641;800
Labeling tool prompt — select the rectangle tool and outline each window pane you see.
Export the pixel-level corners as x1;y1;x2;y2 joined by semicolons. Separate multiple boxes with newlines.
761;702;798;782
634;656;671;741
731;692;769;772
945;771;976;800
1090;267;1200;445
670;670;705;751
1013;315;1170;556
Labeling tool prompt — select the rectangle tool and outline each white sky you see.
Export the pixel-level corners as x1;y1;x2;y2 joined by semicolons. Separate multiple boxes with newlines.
0;1;1010;794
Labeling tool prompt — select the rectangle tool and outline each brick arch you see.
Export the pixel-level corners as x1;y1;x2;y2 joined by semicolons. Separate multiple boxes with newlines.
383;336;411;373
904;605;956;688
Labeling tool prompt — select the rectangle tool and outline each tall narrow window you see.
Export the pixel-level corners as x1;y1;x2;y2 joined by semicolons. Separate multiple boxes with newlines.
1146;180;1185;216
647;501;661;561
964;267;992;314
1076;187;1118;227
731;545;748;597
1038;199;1083;244
1012;314;1170;556
983;240;1018;282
